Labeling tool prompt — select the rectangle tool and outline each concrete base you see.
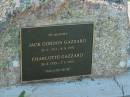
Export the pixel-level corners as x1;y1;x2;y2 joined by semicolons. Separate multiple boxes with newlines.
0;70;130;97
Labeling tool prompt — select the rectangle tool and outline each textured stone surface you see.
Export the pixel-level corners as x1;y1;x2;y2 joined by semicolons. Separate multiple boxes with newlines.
0;0;129;87
0;70;130;97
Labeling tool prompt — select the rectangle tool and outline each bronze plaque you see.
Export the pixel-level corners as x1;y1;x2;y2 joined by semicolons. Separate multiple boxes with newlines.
21;23;93;82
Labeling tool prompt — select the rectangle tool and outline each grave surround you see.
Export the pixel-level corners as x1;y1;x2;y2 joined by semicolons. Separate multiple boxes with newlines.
0;0;129;87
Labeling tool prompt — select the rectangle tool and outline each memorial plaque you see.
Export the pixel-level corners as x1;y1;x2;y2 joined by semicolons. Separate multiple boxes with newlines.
21;23;94;82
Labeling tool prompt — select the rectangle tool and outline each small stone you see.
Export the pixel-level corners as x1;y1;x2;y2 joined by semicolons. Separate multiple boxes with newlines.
118;61;126;68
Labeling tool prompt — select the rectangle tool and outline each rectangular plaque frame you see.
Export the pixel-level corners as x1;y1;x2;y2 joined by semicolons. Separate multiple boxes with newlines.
20;23;94;83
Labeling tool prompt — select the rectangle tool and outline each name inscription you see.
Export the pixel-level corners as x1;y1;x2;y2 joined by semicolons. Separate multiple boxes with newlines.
21;24;93;82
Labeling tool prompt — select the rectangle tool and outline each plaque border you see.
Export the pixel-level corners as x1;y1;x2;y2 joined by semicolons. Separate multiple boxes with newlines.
20;23;94;83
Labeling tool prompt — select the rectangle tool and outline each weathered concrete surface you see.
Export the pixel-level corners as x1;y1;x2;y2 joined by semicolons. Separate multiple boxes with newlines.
0;70;130;97
0;0;129;87
114;71;130;96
